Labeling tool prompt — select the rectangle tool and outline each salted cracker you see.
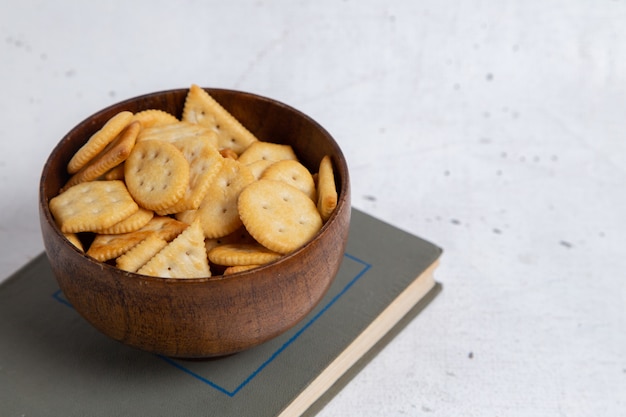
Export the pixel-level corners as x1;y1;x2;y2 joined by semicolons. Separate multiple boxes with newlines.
62;121;140;191
94;207;153;234
49;180;139;233
156;136;224;215
237;141;297;166
132;109;179;128
208;243;281;267
238;179;322;254
195;158;255;239
86;230;151;262
261;159;317;201
116;234;168;273
67;111;134;174
316;155;338;222
124;140;190;211
137;121;218;149
223;264;261;275
181;84;258;154
137;220;211;278
136;216;188;241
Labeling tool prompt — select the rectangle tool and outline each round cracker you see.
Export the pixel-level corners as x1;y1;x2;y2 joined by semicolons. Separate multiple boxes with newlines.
237;141;297;165
195;158;255;238
261;159;317;201
238;179;322;254
125;140;190;211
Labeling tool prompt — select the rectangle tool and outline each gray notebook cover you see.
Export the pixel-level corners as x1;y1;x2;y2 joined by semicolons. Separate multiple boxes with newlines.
0;208;442;416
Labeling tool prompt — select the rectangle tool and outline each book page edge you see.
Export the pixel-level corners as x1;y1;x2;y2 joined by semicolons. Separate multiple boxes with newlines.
278;259;440;417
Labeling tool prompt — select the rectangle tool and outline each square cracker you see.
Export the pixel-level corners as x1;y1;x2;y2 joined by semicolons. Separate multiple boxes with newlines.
49;180;139;233
182;84;258;154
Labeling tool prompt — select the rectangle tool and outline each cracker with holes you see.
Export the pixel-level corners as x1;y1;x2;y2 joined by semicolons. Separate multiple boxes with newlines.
194;158;255;238
261;159;317;201
136;216;189;241
238;179;322;254
94;207;154;235
124;140;190;211
247;159;274;180
116;234;168;273
137;220;211;278
182;84;258;154
87;230;152;262
137;121;218;150
49;180;139;233
237;141;297;165
62;121;140;191
317;155;338;222
156;137;224;215
132;109;179;128
67;111;134;174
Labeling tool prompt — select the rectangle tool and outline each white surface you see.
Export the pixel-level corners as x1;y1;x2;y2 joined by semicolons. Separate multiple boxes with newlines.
1;0;625;415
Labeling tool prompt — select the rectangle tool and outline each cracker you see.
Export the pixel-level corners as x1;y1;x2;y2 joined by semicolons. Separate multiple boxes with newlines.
103;162;126;180
204;226;256;253
94;207;153;234
238;179;322;254
67;111;134;174
137;220;211;278
137;216;188;241
223;264;260;275
317;155;338;222
132;109;179;128
156;137;224;215
219;148;238;160
64;233;84;252
137;121;218;149
182;84;258;154
62;121;140;191
237;141;297;165
195;158;255;238
124;140;190;211
49;180;139;233
86;230;151;262
208;243;281;266
116;234;168;273
247;159;274;180
261;159;317;201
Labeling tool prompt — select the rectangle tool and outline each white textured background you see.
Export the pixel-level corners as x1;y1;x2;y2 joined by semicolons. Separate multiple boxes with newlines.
1;1;625;415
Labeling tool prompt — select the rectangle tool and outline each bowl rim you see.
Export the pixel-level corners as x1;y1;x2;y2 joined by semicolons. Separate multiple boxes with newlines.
40;87;350;284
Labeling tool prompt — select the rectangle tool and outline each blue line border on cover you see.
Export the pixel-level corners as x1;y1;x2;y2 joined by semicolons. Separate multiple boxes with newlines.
52;252;371;397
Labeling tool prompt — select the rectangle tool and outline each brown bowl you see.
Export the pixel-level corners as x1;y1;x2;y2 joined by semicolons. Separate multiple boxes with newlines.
39;88;350;358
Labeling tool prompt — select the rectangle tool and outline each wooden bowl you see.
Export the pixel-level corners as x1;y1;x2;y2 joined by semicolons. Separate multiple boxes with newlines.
39;88;350;358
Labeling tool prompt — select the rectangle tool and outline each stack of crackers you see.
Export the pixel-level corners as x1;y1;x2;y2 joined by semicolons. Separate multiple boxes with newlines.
48;85;338;279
